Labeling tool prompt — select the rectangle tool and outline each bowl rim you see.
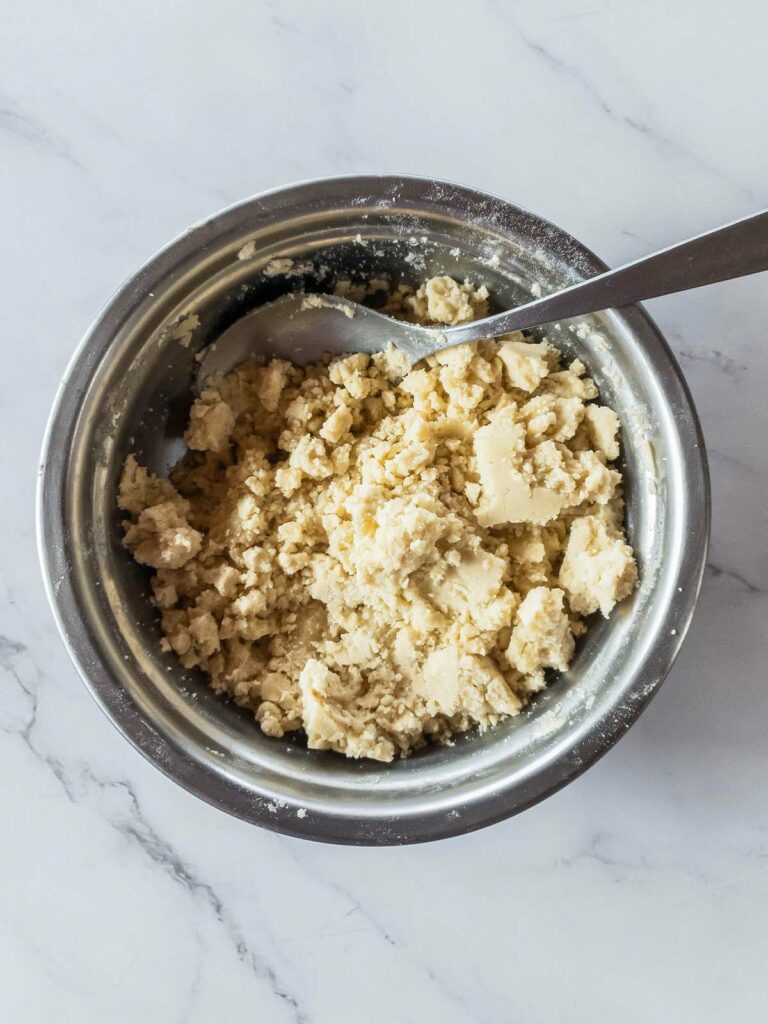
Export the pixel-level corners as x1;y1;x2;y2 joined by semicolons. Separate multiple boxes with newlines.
37;173;711;844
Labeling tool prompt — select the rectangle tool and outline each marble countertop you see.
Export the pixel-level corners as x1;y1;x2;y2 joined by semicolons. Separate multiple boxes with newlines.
2;1;767;1021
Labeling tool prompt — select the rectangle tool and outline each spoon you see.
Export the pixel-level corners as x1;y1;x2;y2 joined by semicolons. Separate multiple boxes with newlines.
199;209;768;378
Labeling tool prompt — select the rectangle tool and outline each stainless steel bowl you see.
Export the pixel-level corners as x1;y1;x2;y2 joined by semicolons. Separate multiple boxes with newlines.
37;175;710;845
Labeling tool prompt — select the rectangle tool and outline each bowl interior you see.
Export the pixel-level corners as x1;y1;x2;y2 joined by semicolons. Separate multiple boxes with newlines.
44;178;708;843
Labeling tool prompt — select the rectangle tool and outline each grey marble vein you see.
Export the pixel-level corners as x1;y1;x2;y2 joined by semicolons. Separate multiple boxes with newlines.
0;98;84;171
278;840;484;1022
0;631;309;1023
548;7;605;22
277;839;399;948
560;828;719;888
104;779;309;1024
706;446;763;477
706;561;767;596
619;227;654;247
489;8;757;204
677;347;749;380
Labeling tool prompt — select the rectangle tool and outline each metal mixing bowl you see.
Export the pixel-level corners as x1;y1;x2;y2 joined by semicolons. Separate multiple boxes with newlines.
37;175;709;845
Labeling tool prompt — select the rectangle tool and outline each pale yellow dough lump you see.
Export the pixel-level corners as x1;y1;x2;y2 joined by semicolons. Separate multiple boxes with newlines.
119;275;638;762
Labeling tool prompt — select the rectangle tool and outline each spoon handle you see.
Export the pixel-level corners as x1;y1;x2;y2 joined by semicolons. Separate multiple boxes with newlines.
450;208;768;343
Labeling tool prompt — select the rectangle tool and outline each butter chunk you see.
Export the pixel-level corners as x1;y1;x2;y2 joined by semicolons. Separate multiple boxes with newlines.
300;659;395;761
559;516;637;616
418;648;464;715
421;547;514;632
474;409;566;527
416;648;522;718
426;548;506;613
498;336;550;392
506;587;575;689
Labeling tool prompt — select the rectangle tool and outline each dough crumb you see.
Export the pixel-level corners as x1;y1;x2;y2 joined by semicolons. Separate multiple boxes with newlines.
506;587;575;691
238;240;257;260
300;294;355;318
264;257;296;276
559;516;637;616
169;314;200;348
118;277;637;761
407;276;489;324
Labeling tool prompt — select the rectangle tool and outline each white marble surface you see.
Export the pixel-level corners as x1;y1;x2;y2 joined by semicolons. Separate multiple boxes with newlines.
2;1;767;1020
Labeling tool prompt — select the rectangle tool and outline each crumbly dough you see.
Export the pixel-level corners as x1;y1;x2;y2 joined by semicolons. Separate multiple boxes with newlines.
119;276;637;761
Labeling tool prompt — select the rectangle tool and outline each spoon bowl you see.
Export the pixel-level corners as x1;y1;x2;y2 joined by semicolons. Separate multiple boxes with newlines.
197;292;442;379
199;206;767;382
